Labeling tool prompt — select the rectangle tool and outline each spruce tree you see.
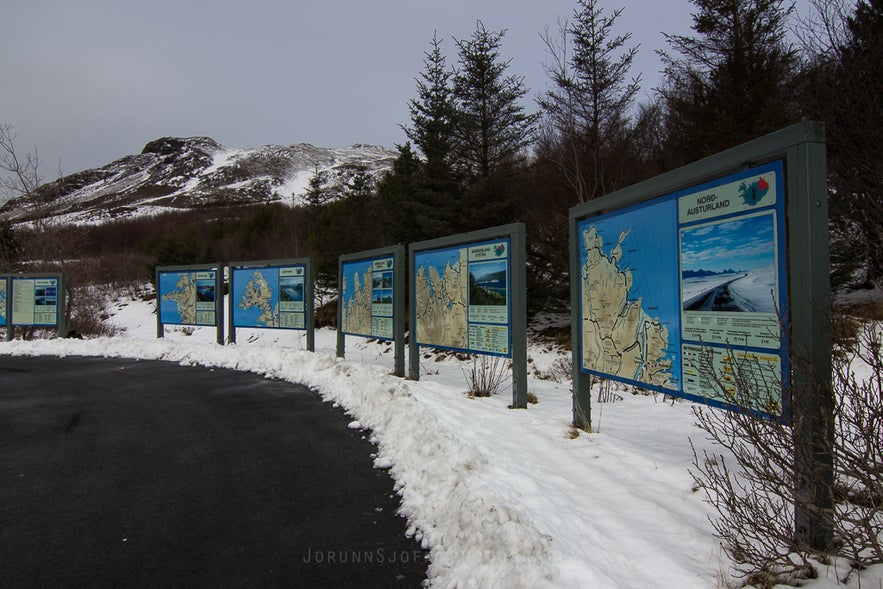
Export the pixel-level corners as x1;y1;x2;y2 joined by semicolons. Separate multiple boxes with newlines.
538;0;642;203
659;0;800;165
404;32;457;183
451;21;538;182
800;0;883;287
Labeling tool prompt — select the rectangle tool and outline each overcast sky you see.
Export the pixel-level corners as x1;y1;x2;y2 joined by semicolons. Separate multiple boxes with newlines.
2;0;812;179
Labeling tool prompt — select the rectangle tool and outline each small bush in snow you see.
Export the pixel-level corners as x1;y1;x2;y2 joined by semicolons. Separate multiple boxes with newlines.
464;354;510;398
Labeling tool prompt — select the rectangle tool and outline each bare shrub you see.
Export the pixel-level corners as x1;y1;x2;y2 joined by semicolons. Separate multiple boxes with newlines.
597;377;624;403
66;283;119;338
690;315;883;586
534;356;572;382
464;354;510;398
830;321;883;568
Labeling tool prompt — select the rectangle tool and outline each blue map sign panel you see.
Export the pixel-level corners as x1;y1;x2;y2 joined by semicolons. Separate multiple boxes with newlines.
0;279;6;327
340;255;394;340
231;264;306;329
578;160;787;414
231;265;306;330
158;270;218;326
414;237;511;357
10;277;59;327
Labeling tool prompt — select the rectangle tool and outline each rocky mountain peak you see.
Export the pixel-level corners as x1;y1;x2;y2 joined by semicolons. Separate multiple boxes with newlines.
0;137;396;225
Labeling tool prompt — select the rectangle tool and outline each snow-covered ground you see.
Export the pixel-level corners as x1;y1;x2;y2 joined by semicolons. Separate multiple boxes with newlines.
728;266;777;313
1;293;880;589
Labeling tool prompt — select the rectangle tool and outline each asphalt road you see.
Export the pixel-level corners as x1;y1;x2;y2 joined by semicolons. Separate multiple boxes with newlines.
0;355;428;588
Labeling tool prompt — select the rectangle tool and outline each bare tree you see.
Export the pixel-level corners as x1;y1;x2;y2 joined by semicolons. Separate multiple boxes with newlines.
0;123;48;229
0;124;94;336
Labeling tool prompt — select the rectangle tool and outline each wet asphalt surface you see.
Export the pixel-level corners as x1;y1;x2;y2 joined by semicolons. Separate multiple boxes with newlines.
0;355;428;588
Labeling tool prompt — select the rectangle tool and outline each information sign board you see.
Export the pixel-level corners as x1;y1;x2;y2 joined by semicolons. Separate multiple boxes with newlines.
231;264;306;330
11;276;60;326
576;160;788;414
340;254;395;340
413;237;512;357
0;277;6;328
158;269;219;326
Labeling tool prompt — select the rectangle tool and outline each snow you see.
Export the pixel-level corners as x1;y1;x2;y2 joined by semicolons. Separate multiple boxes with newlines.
728;265;777;312
1;293;880;588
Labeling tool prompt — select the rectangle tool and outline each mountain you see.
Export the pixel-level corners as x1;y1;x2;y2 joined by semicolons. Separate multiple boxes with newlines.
681;268;742;279
0;137;397;224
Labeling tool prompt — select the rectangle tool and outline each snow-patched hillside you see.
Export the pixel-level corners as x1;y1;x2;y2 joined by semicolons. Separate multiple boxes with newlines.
1;294;880;588
0;137;396;225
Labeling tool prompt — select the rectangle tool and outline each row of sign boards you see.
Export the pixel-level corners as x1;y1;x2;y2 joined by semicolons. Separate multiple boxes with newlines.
155;223;530;406
0;273;66;341
151;125;827;428
156;259;315;348
155;124;828;424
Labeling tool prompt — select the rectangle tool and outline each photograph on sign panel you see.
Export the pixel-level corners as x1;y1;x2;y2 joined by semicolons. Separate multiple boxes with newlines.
196;279;216;303
372;271;393;290
280;276;304;302
680;212;778;314
372;289;393;305
468;260;507;307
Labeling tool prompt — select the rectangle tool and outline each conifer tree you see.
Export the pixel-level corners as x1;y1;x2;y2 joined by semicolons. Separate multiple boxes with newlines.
404;32;457;184
658;0;800;165
538;0;642;203
799;0;883;287
451;21;538;182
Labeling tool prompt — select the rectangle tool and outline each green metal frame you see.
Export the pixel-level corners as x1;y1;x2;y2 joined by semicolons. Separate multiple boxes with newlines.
408;223;528;408
226;257;315;352
337;245;406;377
156;263;225;346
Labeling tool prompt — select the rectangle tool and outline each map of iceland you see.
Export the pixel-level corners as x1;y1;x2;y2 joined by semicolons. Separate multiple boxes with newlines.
579;201;680;389
414;248;468;349
238;270;279;327
341;264;373;336
160;272;199;324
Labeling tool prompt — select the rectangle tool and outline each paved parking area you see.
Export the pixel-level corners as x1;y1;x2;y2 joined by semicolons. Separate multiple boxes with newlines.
0;355;428;588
